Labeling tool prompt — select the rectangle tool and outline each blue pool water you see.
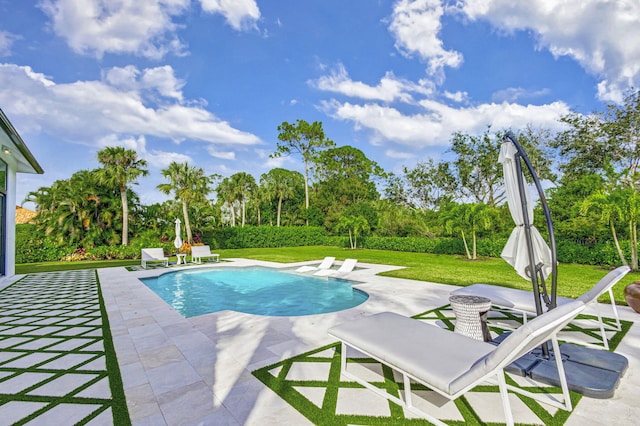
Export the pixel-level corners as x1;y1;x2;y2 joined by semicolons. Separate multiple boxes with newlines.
140;266;368;317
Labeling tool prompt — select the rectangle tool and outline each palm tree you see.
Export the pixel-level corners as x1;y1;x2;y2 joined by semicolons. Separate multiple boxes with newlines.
25;169;120;247
581;190;629;267
260;168;302;226
216;177;237;226
230;172;256;227
96;146;148;245
157;162;214;243
336;215;369;249
442;203;493;260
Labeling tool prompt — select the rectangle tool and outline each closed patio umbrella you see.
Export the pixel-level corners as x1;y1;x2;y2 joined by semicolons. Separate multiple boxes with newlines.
174;218;183;251
499;141;552;280
499;133;557;317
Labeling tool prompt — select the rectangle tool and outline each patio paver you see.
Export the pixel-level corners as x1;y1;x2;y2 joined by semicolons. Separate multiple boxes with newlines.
2;259;640;425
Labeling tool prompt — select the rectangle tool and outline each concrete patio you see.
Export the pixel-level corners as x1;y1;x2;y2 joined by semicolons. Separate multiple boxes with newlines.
2;258;639;425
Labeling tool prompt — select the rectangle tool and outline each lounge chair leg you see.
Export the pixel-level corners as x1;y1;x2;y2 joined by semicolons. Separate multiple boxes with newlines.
496;371;514;426
403;373;412;408
608;288;622;331
551;336;573;411
594;305;610;350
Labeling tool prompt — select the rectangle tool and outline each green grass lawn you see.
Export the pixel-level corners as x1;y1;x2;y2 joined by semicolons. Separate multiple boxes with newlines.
16;246;639;305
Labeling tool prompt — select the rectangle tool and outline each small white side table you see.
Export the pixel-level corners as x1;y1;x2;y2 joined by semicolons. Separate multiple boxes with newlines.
449;295;492;341
176;253;187;265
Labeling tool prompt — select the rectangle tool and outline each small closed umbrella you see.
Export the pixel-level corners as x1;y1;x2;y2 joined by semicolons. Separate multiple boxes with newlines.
499;141;553;281
174;218;183;251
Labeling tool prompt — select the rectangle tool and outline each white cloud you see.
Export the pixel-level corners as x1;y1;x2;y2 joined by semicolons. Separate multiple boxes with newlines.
0;31;19;57
255;148;285;169
444;90;468;103
320;98;570;147
388;0;463;78
95;134;192;168
385;149;415;160
309;63;434;103
199;0;261;31
38;0;189;59
491;87;551;103
207;148;236;160
0;63;261;147
457;0;640;102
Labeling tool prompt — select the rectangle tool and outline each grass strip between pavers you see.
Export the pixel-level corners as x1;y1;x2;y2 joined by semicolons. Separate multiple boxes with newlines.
252;304;632;426
95;271;131;426
0;270;131;425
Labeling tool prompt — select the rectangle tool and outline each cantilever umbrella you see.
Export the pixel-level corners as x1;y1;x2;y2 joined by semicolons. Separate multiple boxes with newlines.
174;218;183;251
499;134;556;316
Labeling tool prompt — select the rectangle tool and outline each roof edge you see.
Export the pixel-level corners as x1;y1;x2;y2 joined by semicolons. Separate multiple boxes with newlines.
0;108;44;174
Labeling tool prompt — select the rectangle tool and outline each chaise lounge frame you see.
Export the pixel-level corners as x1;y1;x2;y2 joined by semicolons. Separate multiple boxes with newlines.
141;248;168;269
328;300;585;426
450;265;630;350
190;245;220;264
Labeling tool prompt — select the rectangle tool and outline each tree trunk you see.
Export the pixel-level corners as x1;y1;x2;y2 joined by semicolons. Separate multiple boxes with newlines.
120;188;128;245
631;220;638;271
349;230;354;249
241;198;246;227
182;200;192;243
230;202;236;227
611;221;629;266
461;230;471;259
472;226;477;260
304;162;309;226
277;195;283;227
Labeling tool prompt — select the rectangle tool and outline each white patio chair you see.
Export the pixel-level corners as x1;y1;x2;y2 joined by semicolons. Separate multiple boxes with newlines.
141;248;168;269
190;245;220;264
328;300;586;426
450;265;630;349
295;256;335;273
313;258;357;277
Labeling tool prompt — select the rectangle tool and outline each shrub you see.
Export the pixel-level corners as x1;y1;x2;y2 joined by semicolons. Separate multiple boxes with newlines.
208;226;327;249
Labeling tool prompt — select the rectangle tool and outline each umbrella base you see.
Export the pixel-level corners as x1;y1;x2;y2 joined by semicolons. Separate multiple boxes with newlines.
493;334;627;399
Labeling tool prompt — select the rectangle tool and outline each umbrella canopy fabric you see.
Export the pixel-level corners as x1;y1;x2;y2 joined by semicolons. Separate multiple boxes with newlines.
499;142;553;281
174;218;183;250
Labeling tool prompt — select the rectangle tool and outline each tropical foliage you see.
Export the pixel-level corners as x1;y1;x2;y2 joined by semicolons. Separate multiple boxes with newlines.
20;90;640;271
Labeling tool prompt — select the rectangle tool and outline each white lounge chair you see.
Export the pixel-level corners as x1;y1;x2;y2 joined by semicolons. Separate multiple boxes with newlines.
190;245;220;264
313;258;357;277
328;300;586;426
295;256;335;273
141;248;168;269
450;265;630;349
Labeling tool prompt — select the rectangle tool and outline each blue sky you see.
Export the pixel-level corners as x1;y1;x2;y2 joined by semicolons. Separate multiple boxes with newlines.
1;0;639;208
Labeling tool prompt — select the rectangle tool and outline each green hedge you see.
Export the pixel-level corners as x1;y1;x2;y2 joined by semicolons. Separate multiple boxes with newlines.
360;236;507;257
14;223;632;268
204;226;328;249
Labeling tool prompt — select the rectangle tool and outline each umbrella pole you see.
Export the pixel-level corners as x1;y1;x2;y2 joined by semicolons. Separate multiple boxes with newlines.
505;131;558;358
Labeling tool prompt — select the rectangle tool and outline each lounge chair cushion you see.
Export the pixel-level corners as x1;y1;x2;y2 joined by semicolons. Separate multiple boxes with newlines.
329;312;495;394
296;257;335;273
314;258;357;277
330;301;585;396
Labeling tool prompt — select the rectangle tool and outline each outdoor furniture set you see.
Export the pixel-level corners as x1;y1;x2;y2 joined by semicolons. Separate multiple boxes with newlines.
328;265;631;426
295;257;358;278
140;245;220;269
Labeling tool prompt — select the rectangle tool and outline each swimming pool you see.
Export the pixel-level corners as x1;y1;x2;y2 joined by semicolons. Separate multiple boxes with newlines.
140;266;368;317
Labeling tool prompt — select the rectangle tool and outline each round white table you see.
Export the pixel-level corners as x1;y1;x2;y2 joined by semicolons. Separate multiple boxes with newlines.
449;294;492;341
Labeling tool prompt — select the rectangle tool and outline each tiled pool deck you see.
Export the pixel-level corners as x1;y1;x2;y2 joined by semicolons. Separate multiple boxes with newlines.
2;259;640;425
